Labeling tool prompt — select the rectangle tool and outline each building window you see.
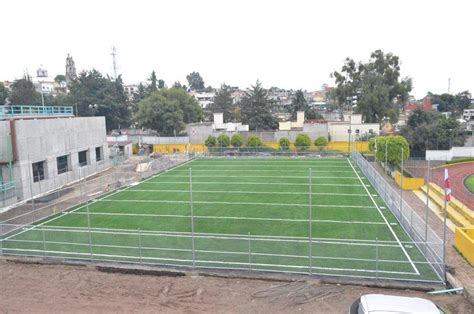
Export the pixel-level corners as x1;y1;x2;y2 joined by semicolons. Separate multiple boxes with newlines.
355;129;360;134
95;146;103;162
369;129;373;134
57;155;70;174
32;161;46;182
78;150;88;167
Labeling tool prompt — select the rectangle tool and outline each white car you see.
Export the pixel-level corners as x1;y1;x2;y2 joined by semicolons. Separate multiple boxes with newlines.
350;294;444;314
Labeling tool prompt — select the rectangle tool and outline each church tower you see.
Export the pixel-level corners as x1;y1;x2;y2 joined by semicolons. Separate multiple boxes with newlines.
65;54;77;84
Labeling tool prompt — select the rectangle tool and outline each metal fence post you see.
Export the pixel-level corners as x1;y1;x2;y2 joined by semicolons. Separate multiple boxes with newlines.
81;167;94;262
42;227;47;256
424;158;431;249
399;147;404;221
309;168;313;275
189;168;196;268
27;158;36;211
375;237;379;282
385;141;388;173
248;232;251;273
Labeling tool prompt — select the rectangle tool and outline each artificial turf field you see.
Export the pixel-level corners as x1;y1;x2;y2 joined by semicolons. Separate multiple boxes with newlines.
2;157;441;282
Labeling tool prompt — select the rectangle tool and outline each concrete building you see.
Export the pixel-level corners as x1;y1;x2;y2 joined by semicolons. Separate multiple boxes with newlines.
213;113;249;132
279;111;305;131
32;66;57;95
123;84;139;101
0;105;109;207
190;91;215;109
463;108;474;131
328;114;379;141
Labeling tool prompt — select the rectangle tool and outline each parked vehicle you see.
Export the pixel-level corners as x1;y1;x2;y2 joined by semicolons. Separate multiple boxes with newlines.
349;294;443;314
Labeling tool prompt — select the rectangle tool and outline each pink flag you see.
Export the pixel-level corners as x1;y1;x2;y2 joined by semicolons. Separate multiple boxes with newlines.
444;168;451;202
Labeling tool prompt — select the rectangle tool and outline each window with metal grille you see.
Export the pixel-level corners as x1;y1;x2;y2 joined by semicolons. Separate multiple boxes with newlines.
32;161;45;182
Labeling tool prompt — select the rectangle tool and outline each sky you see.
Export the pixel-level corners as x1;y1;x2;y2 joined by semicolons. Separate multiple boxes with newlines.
1;0;473;98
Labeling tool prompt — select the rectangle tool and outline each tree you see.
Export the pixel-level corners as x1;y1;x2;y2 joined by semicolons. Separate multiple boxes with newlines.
205;135;217;147
295;134;311;149
246;134;263;147
279;137;290;150
430;91;471;116
208;84;235;122
54;75;66;84
217;134;230;147
68;70;130;130
240;80;278;130
314;137;328;147
158;79;165;89
369;135;410;166
173;81;187;90
135;87;202;136
10;76;41;105
331;50;412;123
399;109;466;156
231;134;244;147
147;71;158;94
0;82;9;105
186;72;205;91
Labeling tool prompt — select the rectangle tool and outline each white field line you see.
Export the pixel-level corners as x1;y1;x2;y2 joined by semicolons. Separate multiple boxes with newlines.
124;189;368;196
98;199;376;209
142;181;365;187
172;169;355;173
2;158;197;241
20;224;412;245
1;248;417;276
4;242;424;266
347;158;420;275
68;212;386;225
158;174;360;179
190;165;352;168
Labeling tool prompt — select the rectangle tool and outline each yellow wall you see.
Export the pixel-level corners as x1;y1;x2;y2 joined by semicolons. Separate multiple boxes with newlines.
394;171;425;190
454;227;474;266
152;141;370;154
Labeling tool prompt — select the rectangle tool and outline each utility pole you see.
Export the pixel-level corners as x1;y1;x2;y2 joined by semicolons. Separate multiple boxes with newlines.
111;46;118;80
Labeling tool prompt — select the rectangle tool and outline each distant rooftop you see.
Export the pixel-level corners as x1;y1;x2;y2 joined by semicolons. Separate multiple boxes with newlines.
0;105;74;120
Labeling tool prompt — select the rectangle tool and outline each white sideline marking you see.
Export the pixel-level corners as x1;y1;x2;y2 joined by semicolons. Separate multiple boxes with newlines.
99;199;377;209
2;158;196;241
172;169;355;173
124;189;368;197
347;158;420;275
69;212;386;225
159;174;360;179
142;181;366;187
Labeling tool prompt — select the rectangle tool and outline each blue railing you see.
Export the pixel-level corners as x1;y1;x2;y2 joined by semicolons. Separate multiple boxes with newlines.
0;105;74;119
0;181;16;192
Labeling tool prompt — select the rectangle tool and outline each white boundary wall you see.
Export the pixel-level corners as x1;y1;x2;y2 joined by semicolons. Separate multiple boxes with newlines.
426;146;474;161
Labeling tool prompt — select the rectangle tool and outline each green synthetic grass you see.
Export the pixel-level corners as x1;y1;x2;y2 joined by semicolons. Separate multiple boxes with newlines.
2;158;440;282
465;174;474;193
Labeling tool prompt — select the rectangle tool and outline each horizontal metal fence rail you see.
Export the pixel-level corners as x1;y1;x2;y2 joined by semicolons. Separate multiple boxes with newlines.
0;105;74;119
351;150;444;281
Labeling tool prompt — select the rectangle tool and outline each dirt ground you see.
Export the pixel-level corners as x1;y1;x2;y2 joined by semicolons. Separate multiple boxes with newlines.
0;261;472;314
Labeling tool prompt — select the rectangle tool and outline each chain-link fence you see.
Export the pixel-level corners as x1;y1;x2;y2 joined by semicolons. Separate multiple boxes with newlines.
0;154;191;236
352;151;445;282
202;145;352;158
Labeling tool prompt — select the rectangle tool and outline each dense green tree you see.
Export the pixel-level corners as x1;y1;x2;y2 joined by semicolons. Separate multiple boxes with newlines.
246;134;263;147
54;75;66;84
279;137;290;150
186;72;205;91
295;133;311;149
286;90;307;119
314;137;328;147
430;91;471;116
68;70;130;130
173;81;187;90
10;76;41;105
240;80;278;130
148;71;158;94
135;88;202;136
208;84;235;122
217;134;230;147
205;135;217;147
369;136;410;166
231;134;244;147
399;109;466;156
158;79;165;89
331;50;412;123
0;82;9;105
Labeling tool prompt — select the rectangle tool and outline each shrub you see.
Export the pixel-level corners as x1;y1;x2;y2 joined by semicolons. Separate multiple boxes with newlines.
231;134;244;147
314;137;328;147
279;137;290;150
132;143;139;155
295;133;311;148
369;135;410;166
247;134;263;147
205;135;217;147
217;134;230;147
